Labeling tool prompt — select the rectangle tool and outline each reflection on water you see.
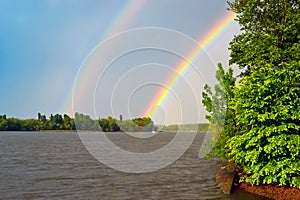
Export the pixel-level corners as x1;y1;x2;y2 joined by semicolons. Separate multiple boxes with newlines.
0;132;268;199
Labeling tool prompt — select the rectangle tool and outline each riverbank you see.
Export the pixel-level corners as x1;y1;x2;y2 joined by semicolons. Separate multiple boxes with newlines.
216;163;300;200
239;183;300;200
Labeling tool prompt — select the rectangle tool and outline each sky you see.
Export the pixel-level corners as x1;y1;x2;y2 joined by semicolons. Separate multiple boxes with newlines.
0;0;240;124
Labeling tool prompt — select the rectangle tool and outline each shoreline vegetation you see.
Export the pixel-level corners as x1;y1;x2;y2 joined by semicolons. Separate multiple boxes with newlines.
0;113;209;133
204;0;300;199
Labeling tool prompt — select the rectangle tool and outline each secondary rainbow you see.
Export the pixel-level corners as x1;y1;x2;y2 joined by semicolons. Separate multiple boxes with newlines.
64;0;146;116
144;12;237;118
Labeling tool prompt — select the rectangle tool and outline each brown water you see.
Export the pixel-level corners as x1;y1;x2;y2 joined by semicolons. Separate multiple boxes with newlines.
0;132;268;200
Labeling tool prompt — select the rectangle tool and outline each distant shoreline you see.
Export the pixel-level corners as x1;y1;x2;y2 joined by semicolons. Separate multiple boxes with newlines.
0;130;208;133
0;113;209;132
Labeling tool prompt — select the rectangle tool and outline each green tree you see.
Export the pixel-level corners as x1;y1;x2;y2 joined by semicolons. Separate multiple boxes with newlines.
49;114;64;130
37;113;47;130
228;0;300;76
108;116;120;132
98;117;120;132
75;112;98;130
117;117;154;132
132;117;153;131
22;119;39;131
226;0;300;188
0;115;8;131
38;113;47;123
118;119;136;132
202;63;237;158
98;118;109;132
6;118;22;131
63;114;75;130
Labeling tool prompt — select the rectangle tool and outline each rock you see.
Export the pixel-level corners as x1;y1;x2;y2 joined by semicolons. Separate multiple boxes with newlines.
215;167;237;194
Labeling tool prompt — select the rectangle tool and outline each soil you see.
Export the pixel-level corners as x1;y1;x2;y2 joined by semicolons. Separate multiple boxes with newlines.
215;162;300;200
239;182;300;200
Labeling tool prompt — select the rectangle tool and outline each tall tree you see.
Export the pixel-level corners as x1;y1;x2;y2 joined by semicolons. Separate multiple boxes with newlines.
228;0;300;75
226;0;300;188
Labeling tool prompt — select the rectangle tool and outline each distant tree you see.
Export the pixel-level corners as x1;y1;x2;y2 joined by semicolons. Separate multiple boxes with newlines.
0;115;8;131
117;117;154;132
118;119;136;132
0;113;156;133
108;116;120;132
98;116;120;132
37;113;46;122
63;114;75;130
6;118;22;131
22;119;39;131
98;118;109;132
132;117;151;127
75;112;98;130
49;114;64;130
131;117;153;132
162;124;179;132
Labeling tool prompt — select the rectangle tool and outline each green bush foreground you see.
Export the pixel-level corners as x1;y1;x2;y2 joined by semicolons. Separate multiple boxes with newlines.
203;0;300;188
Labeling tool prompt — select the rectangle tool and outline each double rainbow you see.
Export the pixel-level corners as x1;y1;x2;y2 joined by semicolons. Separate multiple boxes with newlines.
67;1;237;119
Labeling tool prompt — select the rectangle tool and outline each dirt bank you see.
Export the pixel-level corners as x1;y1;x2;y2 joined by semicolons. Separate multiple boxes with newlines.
239;182;300;200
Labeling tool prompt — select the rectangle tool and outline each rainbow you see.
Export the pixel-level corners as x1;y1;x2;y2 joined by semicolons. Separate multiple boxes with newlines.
144;12;237;118
66;1;237;119
64;0;146;116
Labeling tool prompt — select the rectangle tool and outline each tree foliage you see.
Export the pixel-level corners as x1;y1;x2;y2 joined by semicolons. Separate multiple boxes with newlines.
202;63;237;158
202;0;300;188
118;117;155;132
228;0;300;75
227;63;300;187
74;112;99;131
223;0;300;188
0;113;155;133
0;113;76;131
98;116;120;132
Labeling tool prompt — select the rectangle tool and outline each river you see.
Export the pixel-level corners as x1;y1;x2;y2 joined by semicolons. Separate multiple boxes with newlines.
0;132;269;199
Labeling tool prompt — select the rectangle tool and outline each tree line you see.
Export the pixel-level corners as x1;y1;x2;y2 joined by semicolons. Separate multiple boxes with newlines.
0;113;155;132
159;123;209;132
